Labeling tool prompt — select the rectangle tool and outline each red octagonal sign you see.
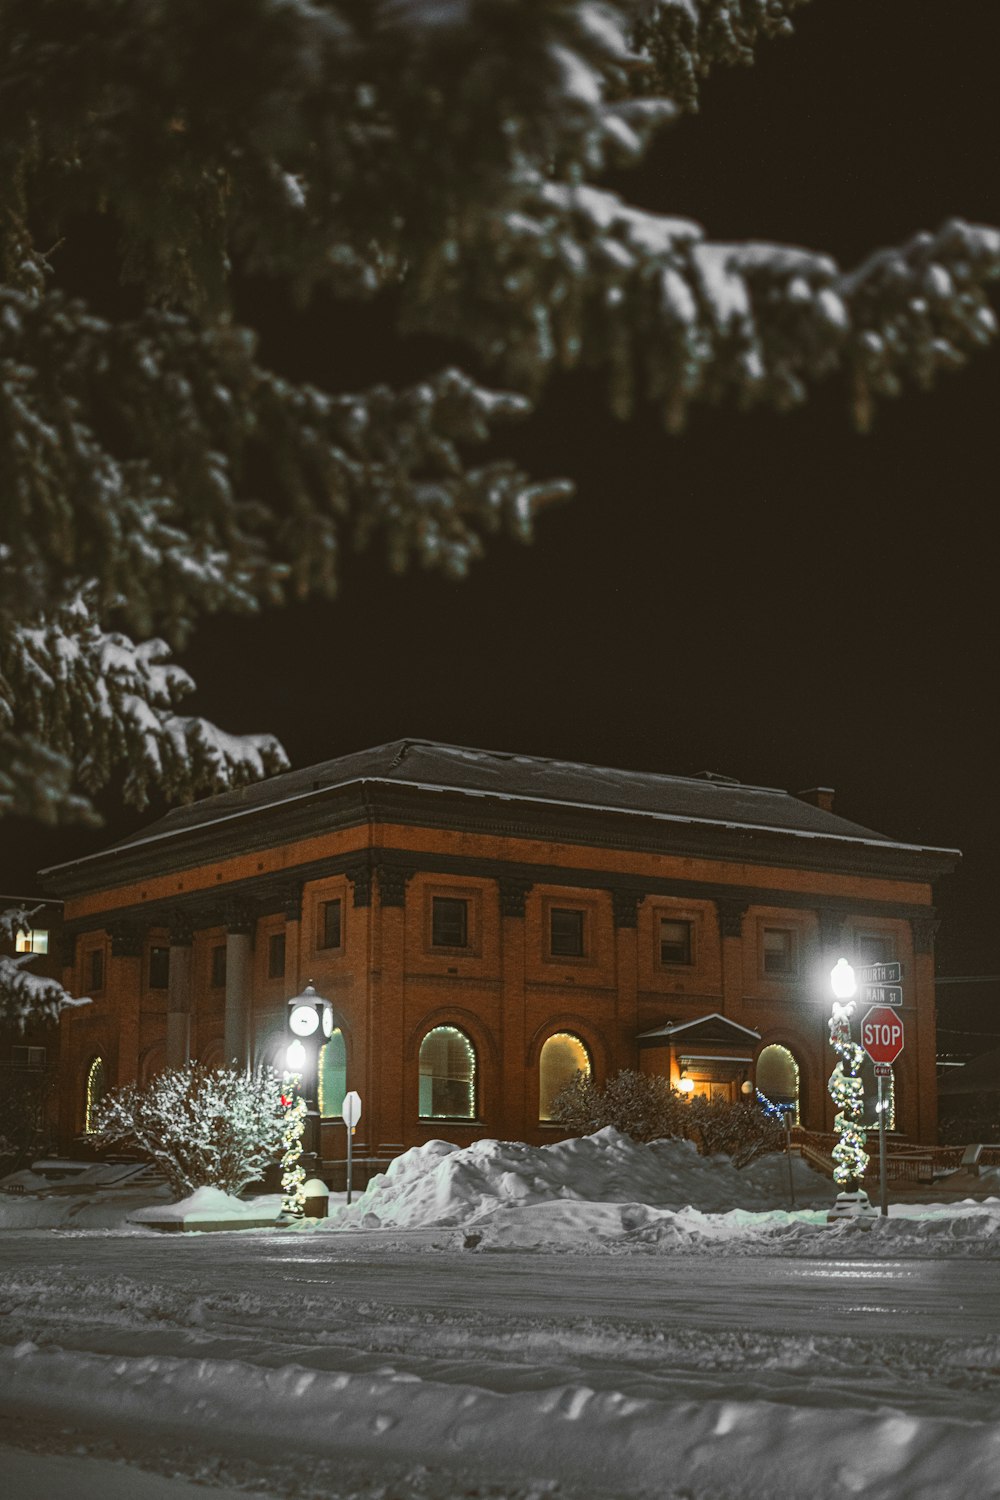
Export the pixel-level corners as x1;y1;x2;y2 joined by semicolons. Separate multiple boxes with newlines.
861;1006;905;1065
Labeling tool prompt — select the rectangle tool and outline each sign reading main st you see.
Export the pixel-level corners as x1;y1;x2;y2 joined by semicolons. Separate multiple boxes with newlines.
861;1006;905;1066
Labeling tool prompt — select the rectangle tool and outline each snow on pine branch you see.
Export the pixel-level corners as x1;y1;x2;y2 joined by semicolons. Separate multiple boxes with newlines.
629;0;813;112
0;589;289;823
0;904;88;1027
408;178;1000;429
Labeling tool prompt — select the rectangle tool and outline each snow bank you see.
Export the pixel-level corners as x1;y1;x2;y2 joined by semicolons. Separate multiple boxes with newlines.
327;1127;830;1231
130;1186;282;1228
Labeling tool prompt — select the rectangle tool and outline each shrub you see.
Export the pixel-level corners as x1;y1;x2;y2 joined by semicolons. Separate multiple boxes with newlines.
550;1068;783;1166
92;1061;290;1199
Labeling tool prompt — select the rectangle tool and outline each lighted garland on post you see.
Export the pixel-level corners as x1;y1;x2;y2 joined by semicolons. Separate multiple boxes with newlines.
827;1002;869;1188
279;1075;308;1217
756;1089;794;1122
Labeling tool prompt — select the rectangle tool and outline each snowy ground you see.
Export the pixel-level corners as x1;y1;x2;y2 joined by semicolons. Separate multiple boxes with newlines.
2;1129;999;1499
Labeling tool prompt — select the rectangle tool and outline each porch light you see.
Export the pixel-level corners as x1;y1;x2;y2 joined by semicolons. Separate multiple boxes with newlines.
677;1073;695;1094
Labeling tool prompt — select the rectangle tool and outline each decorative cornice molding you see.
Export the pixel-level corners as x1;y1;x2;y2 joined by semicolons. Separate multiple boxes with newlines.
108;920;144;959
376;864;413;908
714;899;748;939
910;913;940;955
817;907;845;953
345;860;372;908
223;898;255;936
611;888;645;929
499;877;533;919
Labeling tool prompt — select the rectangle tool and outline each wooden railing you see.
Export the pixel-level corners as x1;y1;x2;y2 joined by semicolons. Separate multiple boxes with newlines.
789;1131;1000;1184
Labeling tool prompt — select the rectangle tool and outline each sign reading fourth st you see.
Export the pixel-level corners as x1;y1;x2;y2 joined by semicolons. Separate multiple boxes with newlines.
861;1006;905;1066
859;961;904;1008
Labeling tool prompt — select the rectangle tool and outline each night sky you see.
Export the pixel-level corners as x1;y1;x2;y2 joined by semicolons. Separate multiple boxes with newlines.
4;1;998;982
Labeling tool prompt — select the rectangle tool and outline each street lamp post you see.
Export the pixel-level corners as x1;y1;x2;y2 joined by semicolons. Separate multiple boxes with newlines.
286;982;334;1183
826;958;876;1222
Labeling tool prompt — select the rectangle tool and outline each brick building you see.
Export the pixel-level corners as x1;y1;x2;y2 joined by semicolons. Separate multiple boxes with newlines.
43;741;956;1166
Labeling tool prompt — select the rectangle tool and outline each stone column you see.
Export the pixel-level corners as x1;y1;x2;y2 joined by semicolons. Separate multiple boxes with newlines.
166;913;193;1070
224;900;254;1070
499;878;532;1139
108;920;144;1086
714;899;747;1015
611;888;643;1074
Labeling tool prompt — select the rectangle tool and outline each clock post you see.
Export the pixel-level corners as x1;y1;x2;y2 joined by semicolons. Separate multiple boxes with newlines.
286;982;334;1181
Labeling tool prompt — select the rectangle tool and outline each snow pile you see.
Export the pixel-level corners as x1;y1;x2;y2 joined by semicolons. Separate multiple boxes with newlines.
130;1186;282;1228
328;1127;830;1232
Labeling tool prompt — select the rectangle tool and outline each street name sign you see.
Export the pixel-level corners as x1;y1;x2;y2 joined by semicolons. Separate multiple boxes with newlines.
859;961;903;985
861;1006;905;1065
860;983;903;1007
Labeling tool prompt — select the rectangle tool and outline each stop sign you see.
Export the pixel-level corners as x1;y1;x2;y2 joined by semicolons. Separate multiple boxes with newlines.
861;1006;904;1065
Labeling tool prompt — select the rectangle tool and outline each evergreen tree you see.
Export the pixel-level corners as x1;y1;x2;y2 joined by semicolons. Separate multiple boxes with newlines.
1;1;997;1021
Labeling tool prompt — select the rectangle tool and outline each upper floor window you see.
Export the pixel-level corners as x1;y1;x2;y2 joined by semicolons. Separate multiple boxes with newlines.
855;932;895;965
210;944;227;988
15;928;48;955
659;918;693;966
148;946;170;989
550;908;585;958
11;1044;46;1068
268;932;286;979
318;899;342;950
432;897;468;949
762;927;796;976
88;948;104;991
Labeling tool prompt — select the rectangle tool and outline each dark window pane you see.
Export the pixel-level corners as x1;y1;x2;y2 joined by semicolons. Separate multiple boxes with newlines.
268;932;286;978
432;897;468;948
762;928;795;975
550;908;584;957
89;949;104;991
148;946;170;989
856;933;894;965
319;899;342;950
660;919;692;965
211;944;227;987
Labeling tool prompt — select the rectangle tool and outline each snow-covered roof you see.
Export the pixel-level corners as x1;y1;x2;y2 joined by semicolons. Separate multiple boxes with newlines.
58;738;954;864
638;1014;762;1043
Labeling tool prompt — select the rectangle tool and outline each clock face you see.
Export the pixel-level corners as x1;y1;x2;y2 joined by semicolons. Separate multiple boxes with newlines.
321;1007;334;1038
289;1003;319;1037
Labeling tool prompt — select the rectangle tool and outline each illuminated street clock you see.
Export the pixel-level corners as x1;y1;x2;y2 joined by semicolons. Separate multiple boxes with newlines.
288;1003;320;1037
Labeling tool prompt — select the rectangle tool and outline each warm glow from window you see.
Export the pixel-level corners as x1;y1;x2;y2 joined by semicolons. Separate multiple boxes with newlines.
419;1026;476;1119
539;1032;591;1121
15;928;48;954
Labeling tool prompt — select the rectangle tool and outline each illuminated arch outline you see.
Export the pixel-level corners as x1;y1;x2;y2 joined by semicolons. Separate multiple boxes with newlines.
418;1025;477;1120
84;1055;107;1133
755;1043;801;1125
539;1032;592;1122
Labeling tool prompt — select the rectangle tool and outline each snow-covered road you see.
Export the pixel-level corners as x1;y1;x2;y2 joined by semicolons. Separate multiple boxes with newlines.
2;1228;1000;1500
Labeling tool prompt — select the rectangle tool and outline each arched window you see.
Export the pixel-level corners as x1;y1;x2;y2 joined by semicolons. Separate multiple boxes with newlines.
318;1028;347;1118
539;1032;591;1121
755;1043;800;1124
418;1026;477;1119
84;1056;107;1133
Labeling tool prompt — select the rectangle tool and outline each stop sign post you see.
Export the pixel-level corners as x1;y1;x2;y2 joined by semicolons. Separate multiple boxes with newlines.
861;1006;904;1218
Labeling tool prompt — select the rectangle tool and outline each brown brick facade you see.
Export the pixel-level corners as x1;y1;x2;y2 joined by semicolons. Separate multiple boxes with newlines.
47;744;954;1165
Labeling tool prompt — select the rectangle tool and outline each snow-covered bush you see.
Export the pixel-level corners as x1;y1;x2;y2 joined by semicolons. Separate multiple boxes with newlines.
92;1062;290;1199
551;1068;782;1166
551;1069;689;1142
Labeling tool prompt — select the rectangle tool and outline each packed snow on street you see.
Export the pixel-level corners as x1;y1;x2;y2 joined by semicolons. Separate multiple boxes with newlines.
1;1128;999;1500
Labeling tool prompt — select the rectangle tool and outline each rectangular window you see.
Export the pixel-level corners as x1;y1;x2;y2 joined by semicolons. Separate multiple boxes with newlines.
762;928;796;976
432;897;468;948
856;932;894;965
318;899;342;950
550;908;585;958
268;932;286;979
11;1045;46;1067
148;946;170;989
211;944;227;988
15;928;49;955
88;948;104;991
659;918;693;966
